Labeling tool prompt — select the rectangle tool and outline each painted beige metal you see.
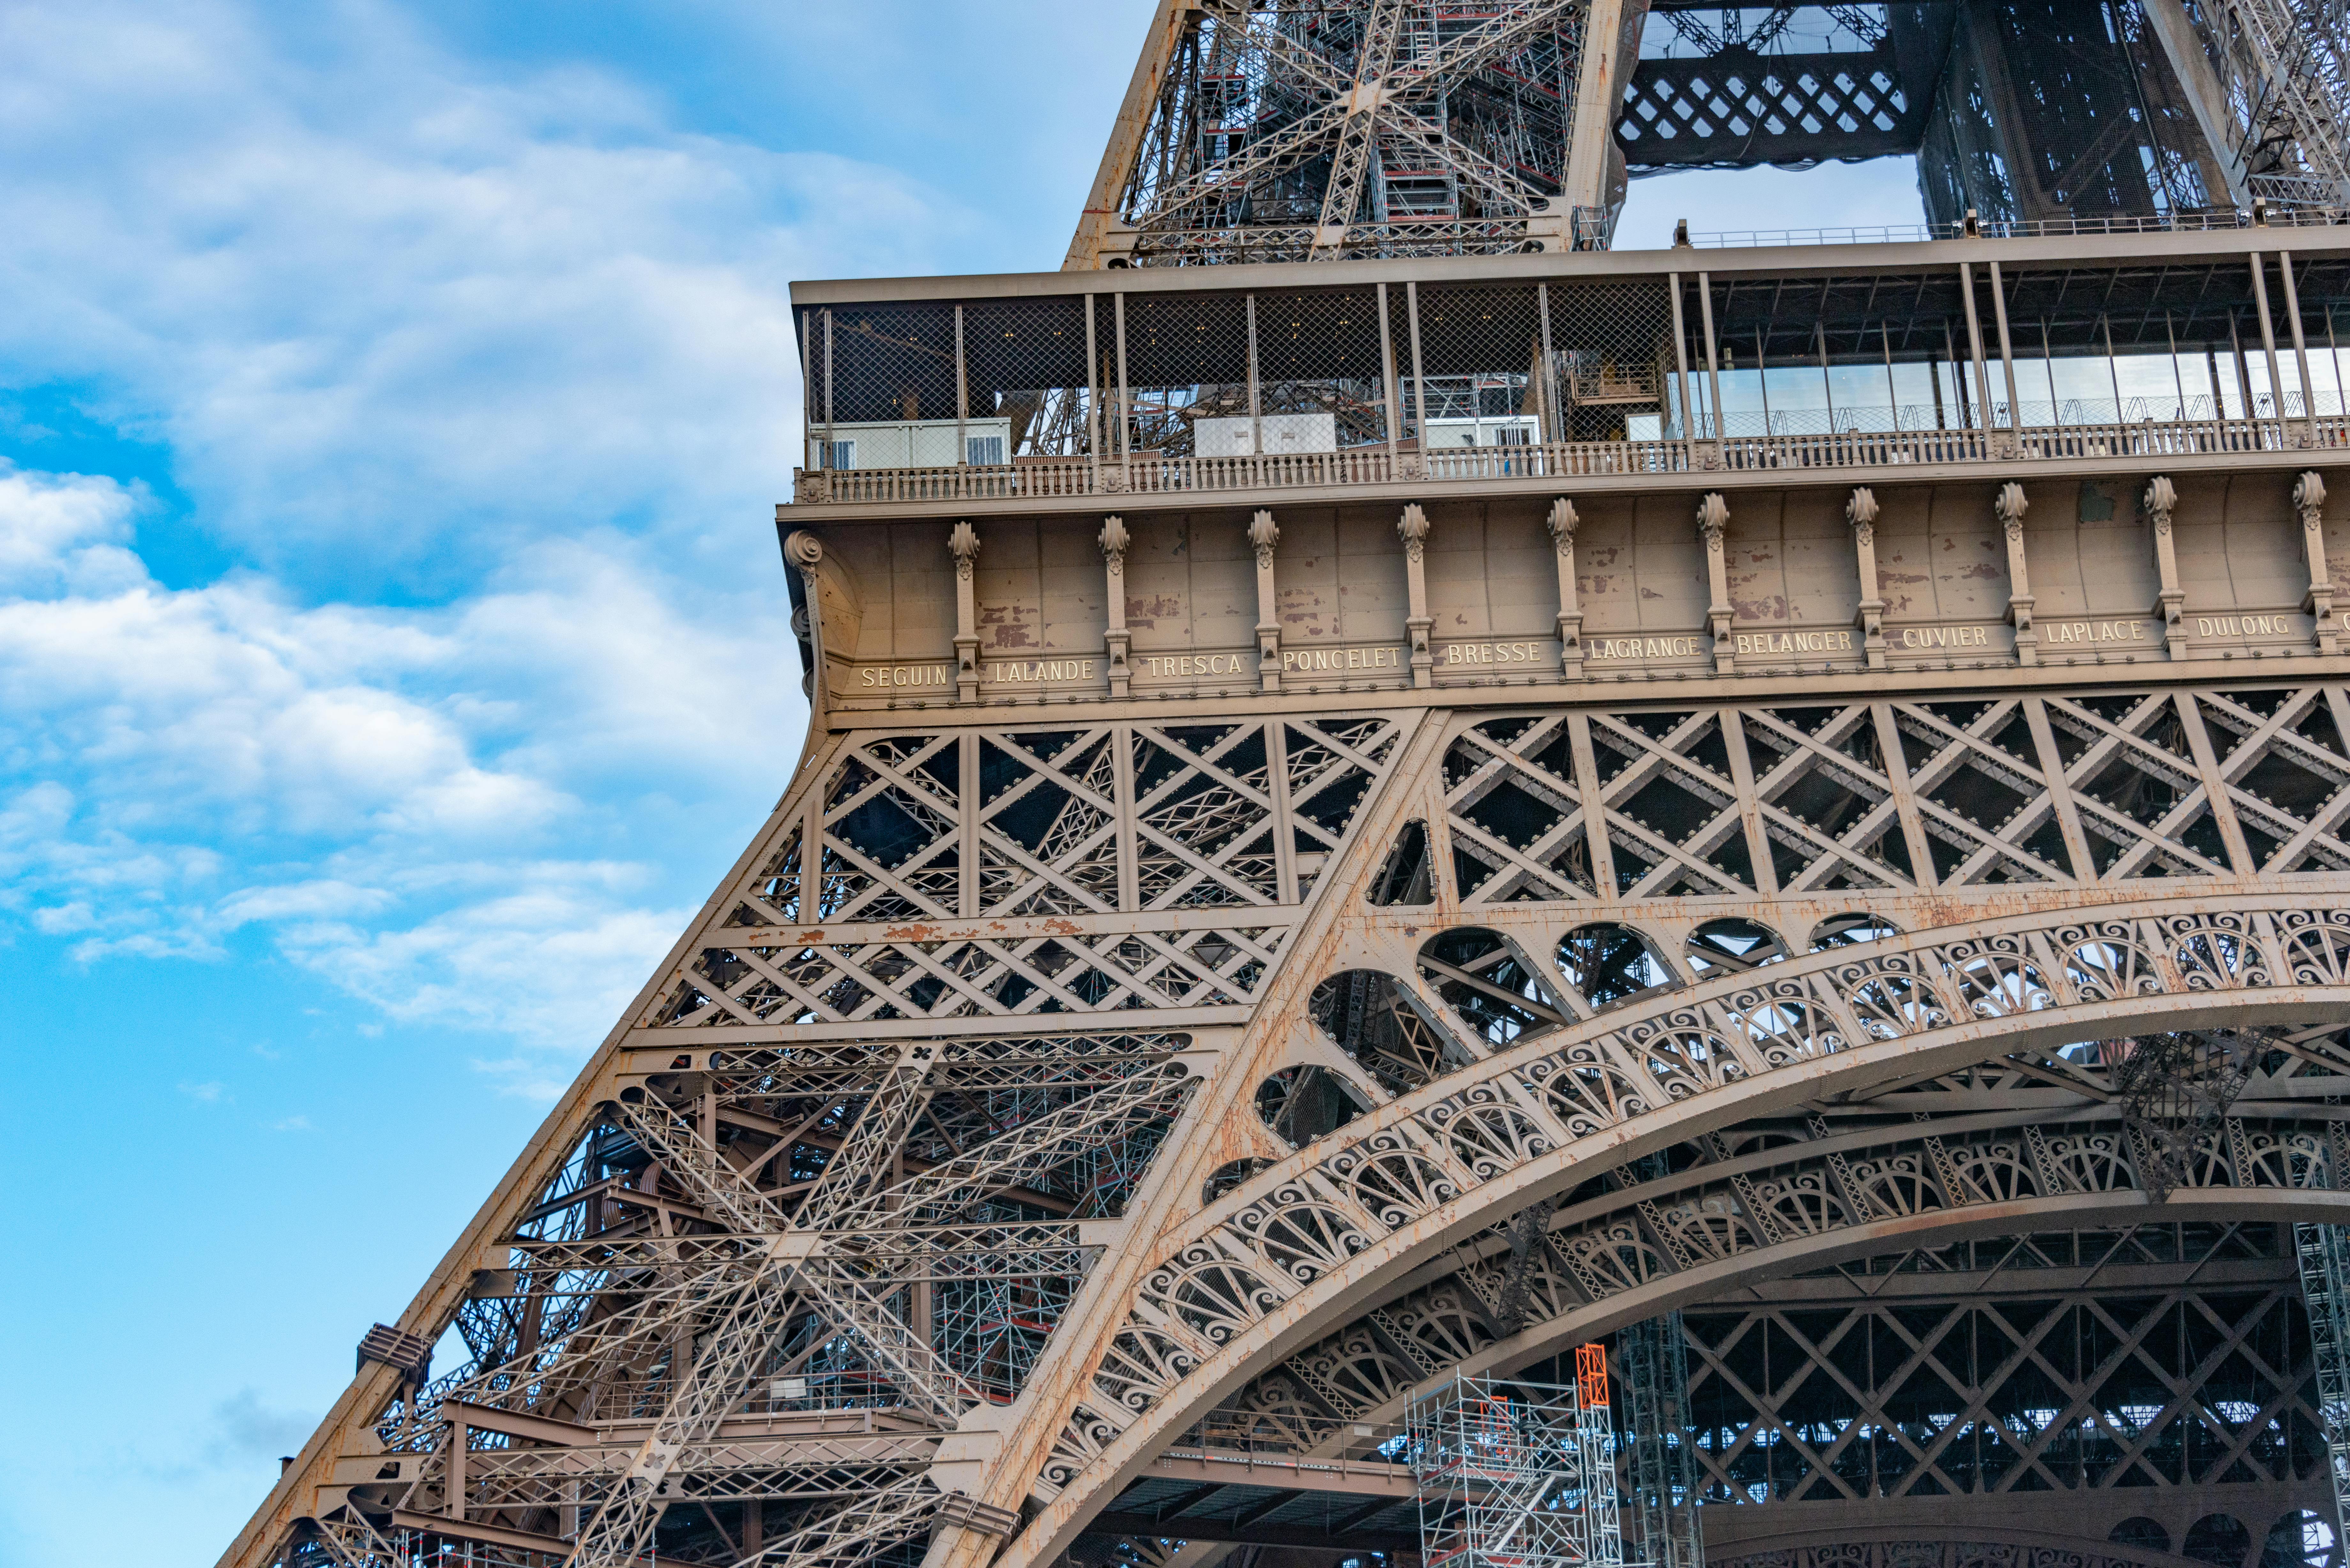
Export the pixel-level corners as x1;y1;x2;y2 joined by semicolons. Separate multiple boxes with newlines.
226;393;2350;1568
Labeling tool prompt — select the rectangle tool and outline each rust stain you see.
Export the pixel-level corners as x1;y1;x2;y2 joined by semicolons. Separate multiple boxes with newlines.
882;924;939;941
1126;592;1183;629
980;603;1040;648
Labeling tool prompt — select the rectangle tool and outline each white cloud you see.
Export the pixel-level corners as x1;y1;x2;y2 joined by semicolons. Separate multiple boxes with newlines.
0;0;883;1066
0;459;802;1058
0;0;980;594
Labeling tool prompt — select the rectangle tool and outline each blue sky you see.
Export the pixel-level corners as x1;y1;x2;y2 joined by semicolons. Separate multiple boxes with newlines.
0;4;1922;1560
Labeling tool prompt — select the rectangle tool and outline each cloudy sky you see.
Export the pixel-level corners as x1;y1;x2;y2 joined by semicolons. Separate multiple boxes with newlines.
0;3;1921;1559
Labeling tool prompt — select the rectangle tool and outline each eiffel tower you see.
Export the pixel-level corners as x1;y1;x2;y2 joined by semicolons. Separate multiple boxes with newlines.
227;6;2350;1568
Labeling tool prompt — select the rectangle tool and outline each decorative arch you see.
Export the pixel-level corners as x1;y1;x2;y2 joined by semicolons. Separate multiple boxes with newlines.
1010;895;2350;1568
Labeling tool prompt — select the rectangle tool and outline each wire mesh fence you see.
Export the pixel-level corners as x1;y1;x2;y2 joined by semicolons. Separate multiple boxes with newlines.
794;253;2350;500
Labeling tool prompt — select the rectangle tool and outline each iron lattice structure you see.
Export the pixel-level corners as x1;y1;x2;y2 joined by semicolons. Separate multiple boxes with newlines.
1618;1156;1705;1568
228;219;2350;1568
1072;0;1605;268
2299;1223;2350;1549
1408;1361;1627;1568
1067;0;2350;267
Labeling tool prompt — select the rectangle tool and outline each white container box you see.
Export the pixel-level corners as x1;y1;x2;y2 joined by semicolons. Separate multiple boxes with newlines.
1194;411;1338;457
807;417;1015;470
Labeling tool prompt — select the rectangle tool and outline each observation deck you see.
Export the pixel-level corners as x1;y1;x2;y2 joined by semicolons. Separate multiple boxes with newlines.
789;219;2350;518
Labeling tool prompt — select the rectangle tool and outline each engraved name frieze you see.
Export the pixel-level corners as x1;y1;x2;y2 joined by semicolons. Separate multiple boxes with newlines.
987;658;1099;684
858;664;954;689
1440;641;1549;667
1142;652;1251;680
1894;625;1995;651
2199;613;2296;638
2044;618;2150;646
1732;629;1856;657
1588;634;1707;661
1281;645;1404;674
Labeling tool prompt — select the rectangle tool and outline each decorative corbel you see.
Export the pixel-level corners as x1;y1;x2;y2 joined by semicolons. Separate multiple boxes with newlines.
2297;471;2336;655
2143;476;2188;660
1846;487;1885;671
1249;510;1283;692
1400;504;1433;688
1100;516;1132;698
1548;498;1583;679
785;529;825;701
1697;492;1734;674
949;520;982;702
1996;482;2035;667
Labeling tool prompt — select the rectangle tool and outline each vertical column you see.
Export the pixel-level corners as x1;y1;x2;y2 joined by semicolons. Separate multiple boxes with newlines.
1997;482;2037;667
1114;292;1132;468
1697;492;1734;674
1847;487;1886;671
2144;475;2190;660
954;303;969;469
1400;503;1434;688
950;521;982;702
1246;292;1264;482
2251;253;2290;434
959;730;980;917
1101;515;1132;698
1988;261;2023;447
1251;509;1283;693
1538;283;1559;446
1668;271;1698;457
1112;712;1139;913
822;307;837;471
1958;264;1995;445
1406;281;1430;478
447;1416;467;1519
1549;498;1584;678
2299;471;2338;655
1379;282;1403;464
1084;292;1102;491
2279;252;2320;446
800;310;817;488
1696;272;1725;445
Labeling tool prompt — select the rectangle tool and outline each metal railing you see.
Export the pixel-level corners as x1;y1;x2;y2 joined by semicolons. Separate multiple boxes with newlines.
792;414;2350;504
1685;207;2350;248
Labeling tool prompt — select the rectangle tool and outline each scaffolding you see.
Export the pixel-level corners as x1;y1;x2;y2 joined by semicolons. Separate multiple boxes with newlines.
2297;1223;2350;1548
1408;1353;1627;1568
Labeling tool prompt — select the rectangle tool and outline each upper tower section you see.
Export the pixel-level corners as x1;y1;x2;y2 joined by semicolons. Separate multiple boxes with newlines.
1066;0;2350;270
1067;0;1621;268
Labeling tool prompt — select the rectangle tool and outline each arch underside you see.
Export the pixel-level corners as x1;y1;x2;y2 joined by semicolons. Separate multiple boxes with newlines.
238;679;2350;1568
1022;901;2350;1568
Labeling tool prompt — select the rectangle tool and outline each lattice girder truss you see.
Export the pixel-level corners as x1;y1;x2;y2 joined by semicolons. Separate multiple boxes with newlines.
232;678;2350;1568
1087;0;1593;265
